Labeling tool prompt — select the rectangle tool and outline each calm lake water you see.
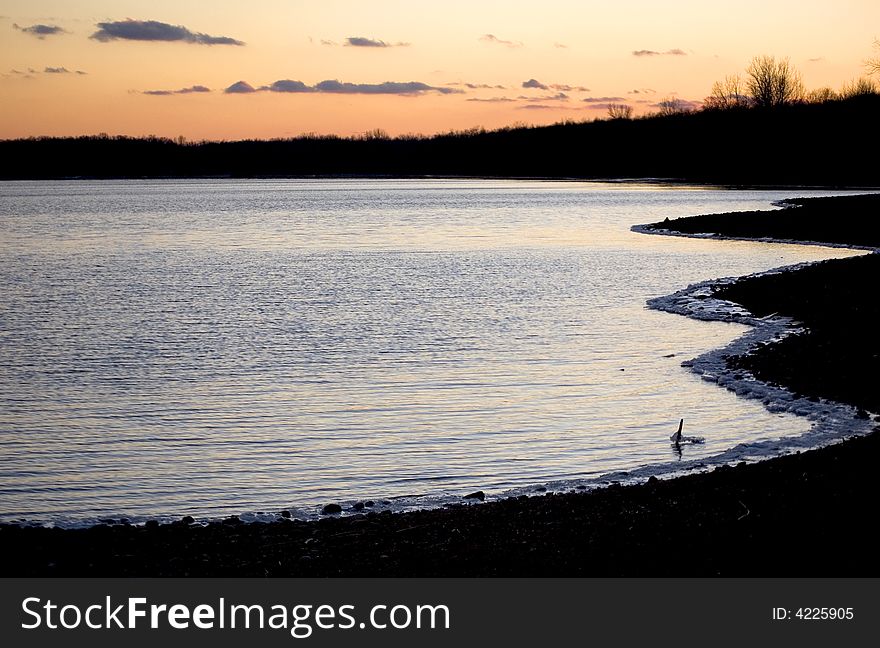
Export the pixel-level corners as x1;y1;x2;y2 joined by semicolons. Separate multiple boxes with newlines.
0;179;864;525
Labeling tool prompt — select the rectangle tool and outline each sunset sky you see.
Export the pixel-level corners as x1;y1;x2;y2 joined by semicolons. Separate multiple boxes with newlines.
2;0;878;140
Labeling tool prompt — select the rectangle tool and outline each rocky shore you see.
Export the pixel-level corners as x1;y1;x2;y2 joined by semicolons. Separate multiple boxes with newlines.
3;193;879;577
1;428;878;576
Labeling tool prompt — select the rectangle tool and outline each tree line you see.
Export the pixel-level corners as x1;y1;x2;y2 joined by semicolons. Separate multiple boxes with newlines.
1;50;878;186
608;48;880;119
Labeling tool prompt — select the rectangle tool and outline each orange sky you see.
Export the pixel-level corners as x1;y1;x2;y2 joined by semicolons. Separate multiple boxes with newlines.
1;0;878;139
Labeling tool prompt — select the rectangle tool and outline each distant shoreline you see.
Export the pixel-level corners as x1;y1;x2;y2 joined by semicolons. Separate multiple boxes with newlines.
2;193;879;576
3;95;879;185
2;174;880;193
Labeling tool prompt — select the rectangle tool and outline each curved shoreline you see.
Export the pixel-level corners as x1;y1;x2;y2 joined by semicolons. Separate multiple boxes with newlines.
6;253;866;531
3;194;880;575
644;262;876;450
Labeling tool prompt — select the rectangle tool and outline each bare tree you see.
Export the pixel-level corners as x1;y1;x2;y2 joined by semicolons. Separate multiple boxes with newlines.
360;128;390;141
655;97;692;116
607;103;633;119
867;39;880;75
704;75;750;109
840;77;878;98
746;55;804;107
806;87;838;104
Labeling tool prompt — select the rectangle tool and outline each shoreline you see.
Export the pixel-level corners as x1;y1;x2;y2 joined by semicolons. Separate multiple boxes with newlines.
2;429;878;576
3;193;880;575
4;175;880;192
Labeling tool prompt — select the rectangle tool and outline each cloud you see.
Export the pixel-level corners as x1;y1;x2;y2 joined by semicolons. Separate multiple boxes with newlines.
13;23;66;38
522;79;587;93
344;36;409;48
225;80;256;93
807;56;824;63
262;79;312;93
651;98;701;111
6;69;36;79
553;42;568;49
516;104;567;110
44;66;70;74
448;82;506;89
314;80;460;95
320;39;337;46
522;78;548;90
551;83;589;92
178;85;209;93
628;88;656;95
480;34;523;48
466;96;516;102
91;19;244;45
229;79;462;96
144;85;211;96
632;48;687;57
582;96;626;103
519;92;569;102
582;102;628;111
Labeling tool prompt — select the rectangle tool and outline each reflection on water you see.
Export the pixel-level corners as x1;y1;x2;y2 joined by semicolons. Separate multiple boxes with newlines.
0;180;864;523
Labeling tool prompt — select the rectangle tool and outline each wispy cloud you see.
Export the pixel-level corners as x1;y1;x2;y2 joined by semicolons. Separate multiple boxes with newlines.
225;80;256;93
551;83;589;92
553;42;568;49
523;79;589;93
232;79;462;96
480;34;523;48
344;36;409;48
519;92;569;102
31;65;88;78
320;39;337;46
632;48;687;57
314;80;459;95
466;96;516;102
651;98;701;111
516;104;567;110
447;82;507;89
582;96;626;103
262;79;311;93
582;102;627;111
144;85;211;96
6;68;35;79
627;88;656;95
13;23;66;38
522;78;548;90
91;19;244;45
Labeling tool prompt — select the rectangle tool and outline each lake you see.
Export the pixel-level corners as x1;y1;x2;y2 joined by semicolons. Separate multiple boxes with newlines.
0;179;864;525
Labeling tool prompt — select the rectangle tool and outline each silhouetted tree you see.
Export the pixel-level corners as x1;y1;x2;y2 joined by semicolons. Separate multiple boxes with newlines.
606;103;633;119
806;87;838;104
655;97;692;116
840;77;878;98
360;128;390;140
746;56;804;107
704;75;750;110
868;40;880;76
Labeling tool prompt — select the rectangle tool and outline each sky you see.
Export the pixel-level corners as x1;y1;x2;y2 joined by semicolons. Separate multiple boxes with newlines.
1;0;878;140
